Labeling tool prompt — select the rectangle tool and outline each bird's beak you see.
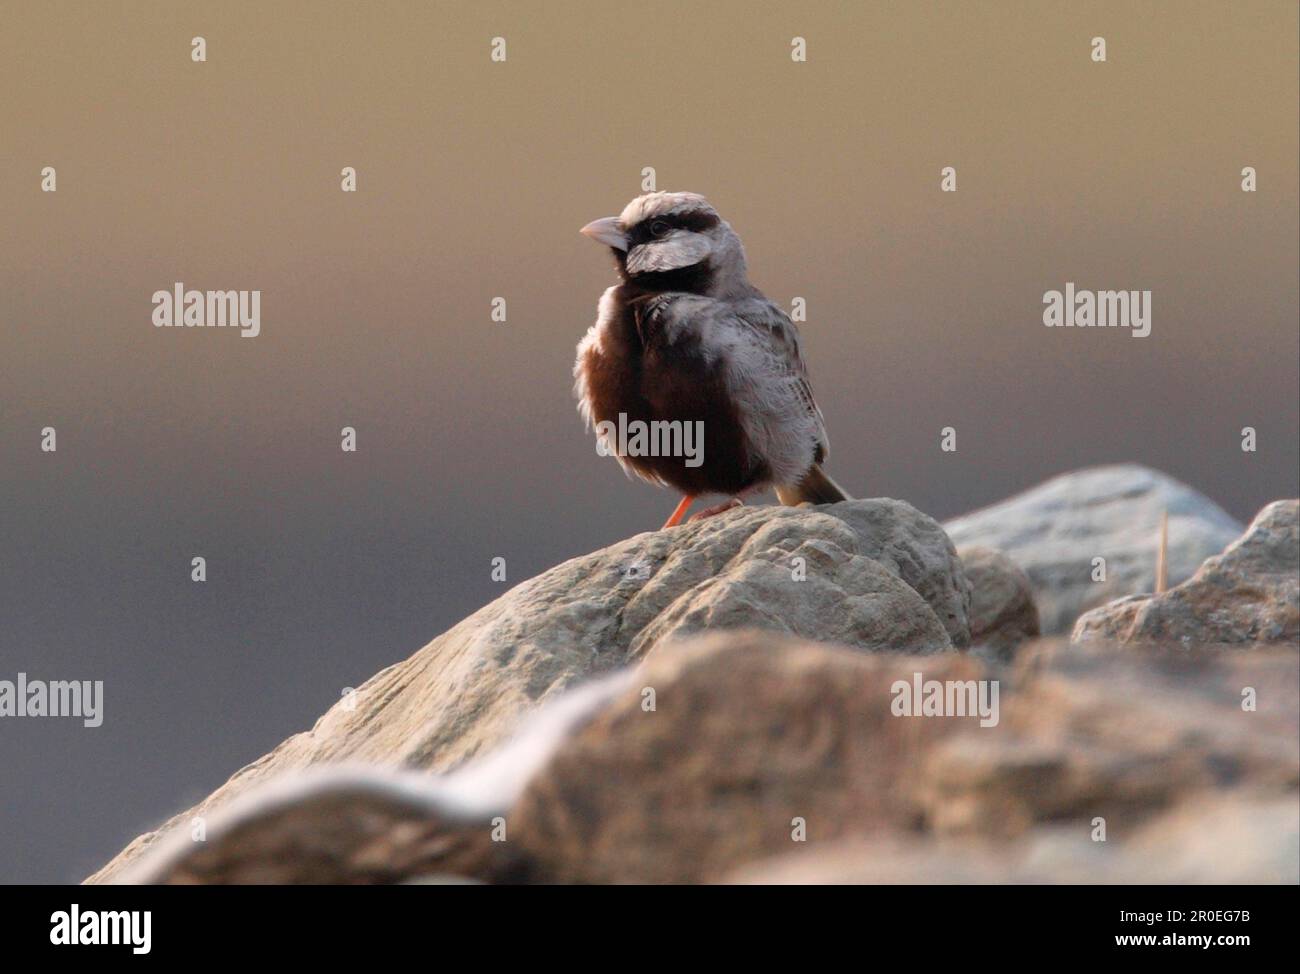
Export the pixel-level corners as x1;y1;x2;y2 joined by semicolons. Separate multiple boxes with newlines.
580;216;628;251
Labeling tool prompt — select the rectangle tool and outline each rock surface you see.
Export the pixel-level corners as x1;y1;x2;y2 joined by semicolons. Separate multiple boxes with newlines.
958;546;1040;661
121;771;497;885
1074;500;1299;647
726;793;1300;884
89;498;969;883
110;671;635;884
508;635;1297;882
945;465;1242;634
88;474;1298;886
105;631;1298;885
914;638;1298;841
506;632;984;883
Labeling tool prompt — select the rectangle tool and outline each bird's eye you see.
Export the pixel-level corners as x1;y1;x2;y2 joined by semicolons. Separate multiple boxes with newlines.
649;220;670;237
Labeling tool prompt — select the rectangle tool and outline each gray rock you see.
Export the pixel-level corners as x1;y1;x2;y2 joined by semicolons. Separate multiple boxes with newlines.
101;631;1299;885
958;546;1040;662
1073;499;1299;647
88;498;968;883
945;464;1242;634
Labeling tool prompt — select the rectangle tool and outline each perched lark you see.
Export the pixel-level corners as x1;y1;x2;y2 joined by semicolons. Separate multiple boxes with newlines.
575;191;849;528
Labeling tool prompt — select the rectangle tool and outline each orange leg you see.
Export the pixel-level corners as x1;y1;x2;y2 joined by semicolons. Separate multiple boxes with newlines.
661;495;695;529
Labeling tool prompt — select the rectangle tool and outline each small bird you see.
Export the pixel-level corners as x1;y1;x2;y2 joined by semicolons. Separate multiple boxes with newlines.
574;191;850;528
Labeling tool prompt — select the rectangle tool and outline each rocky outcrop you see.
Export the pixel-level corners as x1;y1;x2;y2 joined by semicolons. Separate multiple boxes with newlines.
506;632;983;883
958;546;1040;661
89;498;970;883
105;632;1298;885
1073;500;1299;647
108;674;635;884
88;473;1298;886
119;771;498;885
945;465;1242;634
509;635;1296;883
726;793;1300;884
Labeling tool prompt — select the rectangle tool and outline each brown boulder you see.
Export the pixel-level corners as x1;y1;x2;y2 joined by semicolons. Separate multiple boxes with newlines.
505;635;1296;882
958;545;1041;661
727;793;1299;884
117;770;498;885
101;631;1298;885
507;632;984;884
915;639;1299;840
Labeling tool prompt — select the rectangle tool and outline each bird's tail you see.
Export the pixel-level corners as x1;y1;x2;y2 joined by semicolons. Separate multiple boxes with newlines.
775;464;852;506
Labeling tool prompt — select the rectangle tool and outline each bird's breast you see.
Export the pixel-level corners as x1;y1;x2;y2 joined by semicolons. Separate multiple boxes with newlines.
578;290;769;496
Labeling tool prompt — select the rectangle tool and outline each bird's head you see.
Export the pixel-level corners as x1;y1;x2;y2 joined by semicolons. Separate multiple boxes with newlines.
580;191;747;295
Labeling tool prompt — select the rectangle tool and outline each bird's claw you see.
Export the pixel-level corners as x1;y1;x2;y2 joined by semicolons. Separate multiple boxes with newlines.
687;498;744;522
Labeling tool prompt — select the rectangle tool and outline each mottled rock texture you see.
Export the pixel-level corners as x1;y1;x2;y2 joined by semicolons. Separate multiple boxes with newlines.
958;546;1040;661
726;794;1299;884
105;633;1298;885
1074;500;1299;647
89;476;1297;886
89;499;968;883
945;465;1242;633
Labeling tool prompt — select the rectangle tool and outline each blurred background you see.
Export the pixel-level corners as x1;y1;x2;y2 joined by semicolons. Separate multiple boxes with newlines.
1;0;1296;882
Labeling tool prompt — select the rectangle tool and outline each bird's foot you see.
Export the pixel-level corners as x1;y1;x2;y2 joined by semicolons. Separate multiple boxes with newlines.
688;498;743;522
